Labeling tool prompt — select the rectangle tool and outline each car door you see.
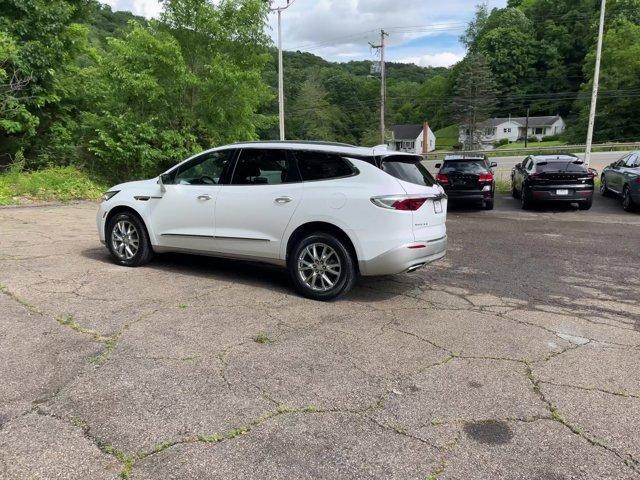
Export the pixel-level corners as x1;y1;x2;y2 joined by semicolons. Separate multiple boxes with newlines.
621;154;639;189
608;155;628;193
148;149;235;252
214;148;303;260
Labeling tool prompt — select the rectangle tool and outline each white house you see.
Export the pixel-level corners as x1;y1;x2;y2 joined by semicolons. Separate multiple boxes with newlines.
459;115;566;147
389;122;436;154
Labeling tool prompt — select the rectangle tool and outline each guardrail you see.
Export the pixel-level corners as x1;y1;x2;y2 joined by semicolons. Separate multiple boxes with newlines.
421;142;640;161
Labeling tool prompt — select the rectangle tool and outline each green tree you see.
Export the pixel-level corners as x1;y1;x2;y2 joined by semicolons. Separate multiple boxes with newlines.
451;53;498;149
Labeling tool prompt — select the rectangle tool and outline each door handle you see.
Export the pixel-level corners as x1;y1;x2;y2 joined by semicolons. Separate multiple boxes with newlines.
197;194;212;201
275;196;293;204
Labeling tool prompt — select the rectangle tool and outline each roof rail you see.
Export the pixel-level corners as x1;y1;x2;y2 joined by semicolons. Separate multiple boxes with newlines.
231;140;357;148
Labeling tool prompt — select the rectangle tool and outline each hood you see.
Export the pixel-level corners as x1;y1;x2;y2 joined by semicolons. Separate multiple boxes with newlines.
109;177;159;192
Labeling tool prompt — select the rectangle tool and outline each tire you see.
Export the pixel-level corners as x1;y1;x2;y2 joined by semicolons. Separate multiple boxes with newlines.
520;186;532;210
106;212;153;267
511;182;519;199
578;198;593;210
289;232;357;301
622;186;636;212
483;198;494;210
600;176;611;197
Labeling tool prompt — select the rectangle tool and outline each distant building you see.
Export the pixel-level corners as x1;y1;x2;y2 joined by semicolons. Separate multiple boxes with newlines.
389;122;436;154
459;115;566;147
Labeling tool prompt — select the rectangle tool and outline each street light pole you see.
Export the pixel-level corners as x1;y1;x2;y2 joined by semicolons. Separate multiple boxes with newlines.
269;0;297;141
585;0;607;167
369;30;388;144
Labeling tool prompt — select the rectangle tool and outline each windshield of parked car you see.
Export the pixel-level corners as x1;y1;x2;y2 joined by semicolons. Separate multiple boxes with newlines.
536;161;587;173
381;156;436;187
441;160;488;174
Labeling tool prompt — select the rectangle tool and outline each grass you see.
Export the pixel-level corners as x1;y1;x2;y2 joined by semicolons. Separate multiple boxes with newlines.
496;140;566;150
0;165;105;205
434;124;460;150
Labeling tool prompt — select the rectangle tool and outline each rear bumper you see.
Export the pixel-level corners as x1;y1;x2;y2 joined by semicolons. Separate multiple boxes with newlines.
444;187;493;201
359;235;447;276
530;189;593;202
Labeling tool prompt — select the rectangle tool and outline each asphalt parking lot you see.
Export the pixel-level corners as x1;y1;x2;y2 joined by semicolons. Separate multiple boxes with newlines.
1;194;639;479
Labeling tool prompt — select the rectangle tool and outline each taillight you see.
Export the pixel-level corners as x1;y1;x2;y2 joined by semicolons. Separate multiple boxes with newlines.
479;172;494;183
371;196;429;211
436;173;449;185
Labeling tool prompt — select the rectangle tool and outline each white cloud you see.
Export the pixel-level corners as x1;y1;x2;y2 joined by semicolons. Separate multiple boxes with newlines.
397;52;465;68
99;0;508;65
102;0;162;18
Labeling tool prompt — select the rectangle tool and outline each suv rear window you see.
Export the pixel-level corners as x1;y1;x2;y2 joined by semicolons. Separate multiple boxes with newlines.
381;156;436;187
441;160;488;174
536;161;587;173
294;151;356;181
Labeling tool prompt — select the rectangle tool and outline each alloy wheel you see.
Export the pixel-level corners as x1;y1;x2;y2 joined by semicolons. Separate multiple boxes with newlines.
111;220;140;260
297;242;342;292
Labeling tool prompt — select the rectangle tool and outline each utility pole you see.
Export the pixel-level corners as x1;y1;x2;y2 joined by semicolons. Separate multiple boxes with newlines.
585;0;607;167
269;0;297;141
525;107;530;148
370;29;388;144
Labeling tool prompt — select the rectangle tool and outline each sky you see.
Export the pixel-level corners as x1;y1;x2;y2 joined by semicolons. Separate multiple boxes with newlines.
102;0;507;68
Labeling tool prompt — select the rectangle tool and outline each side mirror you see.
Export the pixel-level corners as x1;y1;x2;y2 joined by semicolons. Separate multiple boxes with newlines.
588;168;599;177
435;163;442;169
490;161;498;168
158;173;171;193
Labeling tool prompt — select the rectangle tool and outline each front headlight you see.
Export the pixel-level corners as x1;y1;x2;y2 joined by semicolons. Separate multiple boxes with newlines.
102;191;120;202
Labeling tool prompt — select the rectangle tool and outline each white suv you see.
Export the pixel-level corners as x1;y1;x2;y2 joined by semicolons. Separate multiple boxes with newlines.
97;142;448;300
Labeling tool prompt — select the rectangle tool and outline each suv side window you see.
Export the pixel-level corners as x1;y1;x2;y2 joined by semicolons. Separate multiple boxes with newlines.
173;150;235;185
526;159;535;171
625;154;638;168
231;149;300;185
616;155;629;167
294;151;355;181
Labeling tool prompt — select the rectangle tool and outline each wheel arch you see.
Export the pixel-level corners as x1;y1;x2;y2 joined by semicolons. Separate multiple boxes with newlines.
104;205;152;243
285;221;359;272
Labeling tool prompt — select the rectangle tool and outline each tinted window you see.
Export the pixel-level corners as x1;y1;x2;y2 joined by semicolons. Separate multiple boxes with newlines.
382;156;436;187
536;161;587;173
625;154;638;167
441;161;488;174
231;149;299;185
173;150;234;185
295;151;355;181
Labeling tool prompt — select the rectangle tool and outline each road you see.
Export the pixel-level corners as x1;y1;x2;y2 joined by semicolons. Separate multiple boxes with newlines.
1;197;639;479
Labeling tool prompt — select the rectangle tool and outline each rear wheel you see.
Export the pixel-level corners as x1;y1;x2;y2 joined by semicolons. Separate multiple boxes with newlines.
483;198;494;210
289;232;357;301
106;213;153;267
578;198;592;210
520;186;532;210
622;186;636;212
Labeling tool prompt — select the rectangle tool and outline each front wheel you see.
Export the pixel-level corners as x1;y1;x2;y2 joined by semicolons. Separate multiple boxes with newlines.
289;232;357;301
600;177;611;197
106;213;153;267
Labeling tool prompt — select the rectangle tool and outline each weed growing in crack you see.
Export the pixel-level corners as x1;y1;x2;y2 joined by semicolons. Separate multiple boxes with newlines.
102;446;135;479
198;434;224;443
254;333;273;345
425;463;446;480
178;303;188;309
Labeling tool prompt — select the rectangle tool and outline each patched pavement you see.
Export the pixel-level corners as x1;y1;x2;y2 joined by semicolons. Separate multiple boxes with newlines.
0;194;639;479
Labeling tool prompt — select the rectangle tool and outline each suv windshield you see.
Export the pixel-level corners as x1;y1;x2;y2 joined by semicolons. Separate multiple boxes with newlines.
381;156;436;187
441;160;487;174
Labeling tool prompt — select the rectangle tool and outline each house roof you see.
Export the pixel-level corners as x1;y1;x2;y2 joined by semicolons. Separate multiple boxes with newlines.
392;124;424;140
479;115;562;128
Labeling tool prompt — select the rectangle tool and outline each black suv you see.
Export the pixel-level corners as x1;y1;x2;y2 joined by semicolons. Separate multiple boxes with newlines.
435;155;497;210
511;154;595;210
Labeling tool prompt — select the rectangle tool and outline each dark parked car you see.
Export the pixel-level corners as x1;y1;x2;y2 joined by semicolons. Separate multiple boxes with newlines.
511;154;595;210
435;155;497;210
600;151;640;212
